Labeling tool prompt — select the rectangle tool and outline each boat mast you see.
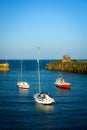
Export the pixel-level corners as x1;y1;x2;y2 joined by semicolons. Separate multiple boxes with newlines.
37;47;41;93
21;58;22;82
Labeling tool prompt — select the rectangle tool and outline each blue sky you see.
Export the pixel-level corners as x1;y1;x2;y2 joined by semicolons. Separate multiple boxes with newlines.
0;0;87;59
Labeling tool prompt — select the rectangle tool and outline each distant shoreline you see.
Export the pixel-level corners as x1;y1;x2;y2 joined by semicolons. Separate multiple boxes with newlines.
0;59;87;61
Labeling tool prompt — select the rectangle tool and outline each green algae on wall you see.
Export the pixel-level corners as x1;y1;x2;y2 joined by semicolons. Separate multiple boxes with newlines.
46;61;87;74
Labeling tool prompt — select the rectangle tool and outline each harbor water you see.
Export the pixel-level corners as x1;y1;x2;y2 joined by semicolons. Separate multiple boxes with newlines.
0;60;87;130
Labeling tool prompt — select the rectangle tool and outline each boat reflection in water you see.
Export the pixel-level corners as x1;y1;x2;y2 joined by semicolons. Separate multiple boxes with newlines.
56;87;70;97
18;88;29;96
35;103;54;112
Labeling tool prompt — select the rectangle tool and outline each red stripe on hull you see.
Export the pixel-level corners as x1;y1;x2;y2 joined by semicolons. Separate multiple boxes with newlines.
56;84;70;89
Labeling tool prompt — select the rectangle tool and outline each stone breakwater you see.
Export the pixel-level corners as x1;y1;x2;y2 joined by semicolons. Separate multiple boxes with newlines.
0;63;10;72
46;61;87;74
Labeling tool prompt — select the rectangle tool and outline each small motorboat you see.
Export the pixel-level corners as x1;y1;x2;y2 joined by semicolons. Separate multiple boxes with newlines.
55;77;71;89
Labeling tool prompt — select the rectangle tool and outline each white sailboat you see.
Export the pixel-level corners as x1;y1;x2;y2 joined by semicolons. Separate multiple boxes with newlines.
17;59;30;89
34;47;55;105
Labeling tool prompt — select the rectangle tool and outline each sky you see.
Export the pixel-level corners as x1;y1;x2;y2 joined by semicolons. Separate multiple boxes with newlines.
0;0;87;59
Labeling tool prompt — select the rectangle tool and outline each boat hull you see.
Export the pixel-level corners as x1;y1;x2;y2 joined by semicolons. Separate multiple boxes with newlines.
34;93;55;105
56;83;70;89
17;82;30;89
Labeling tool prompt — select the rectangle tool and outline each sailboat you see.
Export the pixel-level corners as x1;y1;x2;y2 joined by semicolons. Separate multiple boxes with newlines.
34;47;55;105
17;59;30;89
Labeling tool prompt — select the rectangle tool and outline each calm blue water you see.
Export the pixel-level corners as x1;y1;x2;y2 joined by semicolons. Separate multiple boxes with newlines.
0;60;87;130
